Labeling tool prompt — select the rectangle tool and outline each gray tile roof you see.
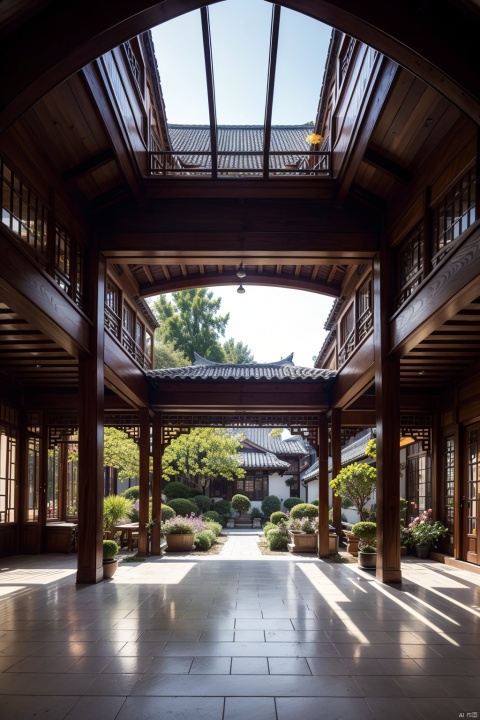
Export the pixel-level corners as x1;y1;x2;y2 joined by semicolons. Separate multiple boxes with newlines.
238;428;308;456
239;451;290;470
302;429;375;482
168;125;317;171
146;353;336;384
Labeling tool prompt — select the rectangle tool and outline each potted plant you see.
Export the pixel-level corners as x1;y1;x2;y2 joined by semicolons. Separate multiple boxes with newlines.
161;514;206;552
352;521;377;569
103;539;119;578
287;515;319;553
103;494;133;539
402;509;447;558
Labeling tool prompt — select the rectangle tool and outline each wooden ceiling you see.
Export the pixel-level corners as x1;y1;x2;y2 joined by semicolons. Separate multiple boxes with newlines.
0;303;78;389
2;4;480;404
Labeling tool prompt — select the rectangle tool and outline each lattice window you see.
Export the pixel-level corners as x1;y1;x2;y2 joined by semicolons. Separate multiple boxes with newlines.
338;303;355;366
26;436;40;522
432;166;476;265
54;223;71;296
0;426;16;524
357;276;373;341
396;223;424;309
443;435;455;546
235;472;268;501
1;158;48;263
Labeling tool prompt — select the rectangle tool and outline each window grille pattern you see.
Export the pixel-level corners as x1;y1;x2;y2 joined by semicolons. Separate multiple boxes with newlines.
432;166;476;265
443;435;455;545
396;224;424;309
26;436;40;522
0;426;16;524
1;159;47;263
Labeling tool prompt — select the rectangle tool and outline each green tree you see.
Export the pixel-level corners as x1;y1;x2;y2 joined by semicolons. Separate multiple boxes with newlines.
330;462;377;521
154;338;190;368
103;428;142;481
223;338;254;364
162;428;246;495
152;289;229;363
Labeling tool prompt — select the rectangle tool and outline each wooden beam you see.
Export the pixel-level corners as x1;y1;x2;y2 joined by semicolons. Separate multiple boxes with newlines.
2;0;480;137
63;147;115;181
200;7;218;179
334;56;398;207
0;228;90;357
81;63;143;204
138;271;342;298
143;265;154;283
263;4;281;179
391;221;480;357
363;147;412;184
326;264;337;283
331;408;342;537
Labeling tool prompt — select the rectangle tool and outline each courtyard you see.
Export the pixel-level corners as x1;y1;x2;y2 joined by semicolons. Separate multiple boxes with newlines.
1;532;479;719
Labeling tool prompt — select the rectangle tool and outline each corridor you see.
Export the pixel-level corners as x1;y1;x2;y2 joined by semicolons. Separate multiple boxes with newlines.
0;542;479;719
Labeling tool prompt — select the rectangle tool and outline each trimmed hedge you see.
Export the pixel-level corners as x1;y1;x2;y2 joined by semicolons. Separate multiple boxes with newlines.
231;494;251;513
263;522;276;535
204;520;222;536
261;495;281;517
213;500;231;516
103;539;118;559
121;486;140;501
194;531;213;551
203;510;220;522
270;511;288;525
266;528;288;551
168;498;199;517
283;497;302;511
163;482;191;500
161;504;176;521
290;503;319;520
193;495;212;514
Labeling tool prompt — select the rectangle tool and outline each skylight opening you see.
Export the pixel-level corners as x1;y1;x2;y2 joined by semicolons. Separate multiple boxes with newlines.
209;0;271;125
271;8;331;126
150;11;209;126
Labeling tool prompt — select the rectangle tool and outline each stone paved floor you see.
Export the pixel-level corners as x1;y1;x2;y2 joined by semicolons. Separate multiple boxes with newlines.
1;533;480;719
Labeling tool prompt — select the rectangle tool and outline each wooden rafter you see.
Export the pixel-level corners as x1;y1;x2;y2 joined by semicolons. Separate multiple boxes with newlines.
162;265;171;280
200;6;218;179
143;265;154;283
326;264;337;283
263;4;281;180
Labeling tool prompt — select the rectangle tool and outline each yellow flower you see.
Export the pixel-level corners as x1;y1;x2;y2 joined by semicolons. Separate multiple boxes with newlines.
305;132;324;145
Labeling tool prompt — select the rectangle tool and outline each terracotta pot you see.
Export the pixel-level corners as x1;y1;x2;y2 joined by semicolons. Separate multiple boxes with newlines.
103;558;118;579
165;533;195;552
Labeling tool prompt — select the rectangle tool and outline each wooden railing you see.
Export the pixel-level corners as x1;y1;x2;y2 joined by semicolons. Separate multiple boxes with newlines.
104;306;152;370
148;150;331;177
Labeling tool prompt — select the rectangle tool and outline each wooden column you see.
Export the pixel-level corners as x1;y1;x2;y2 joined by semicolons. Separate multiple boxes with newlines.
318;413;330;558
76;249;105;584
151;412;162;555
374;245;401;583
137;407;150;555
331;408;343;538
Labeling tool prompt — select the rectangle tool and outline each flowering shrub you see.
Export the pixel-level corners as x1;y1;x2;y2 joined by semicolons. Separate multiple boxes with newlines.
287;516;319;534
161;513;207;535
401;509;447;547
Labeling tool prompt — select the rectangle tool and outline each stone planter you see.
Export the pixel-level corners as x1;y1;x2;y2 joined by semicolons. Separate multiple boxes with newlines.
329;533;339;555
103;558;118;579
345;532;359;556
165;533;195;552
287;532;317;553
358;551;377;569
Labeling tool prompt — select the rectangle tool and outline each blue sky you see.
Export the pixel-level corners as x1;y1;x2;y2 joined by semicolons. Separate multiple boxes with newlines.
150;1;333;367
